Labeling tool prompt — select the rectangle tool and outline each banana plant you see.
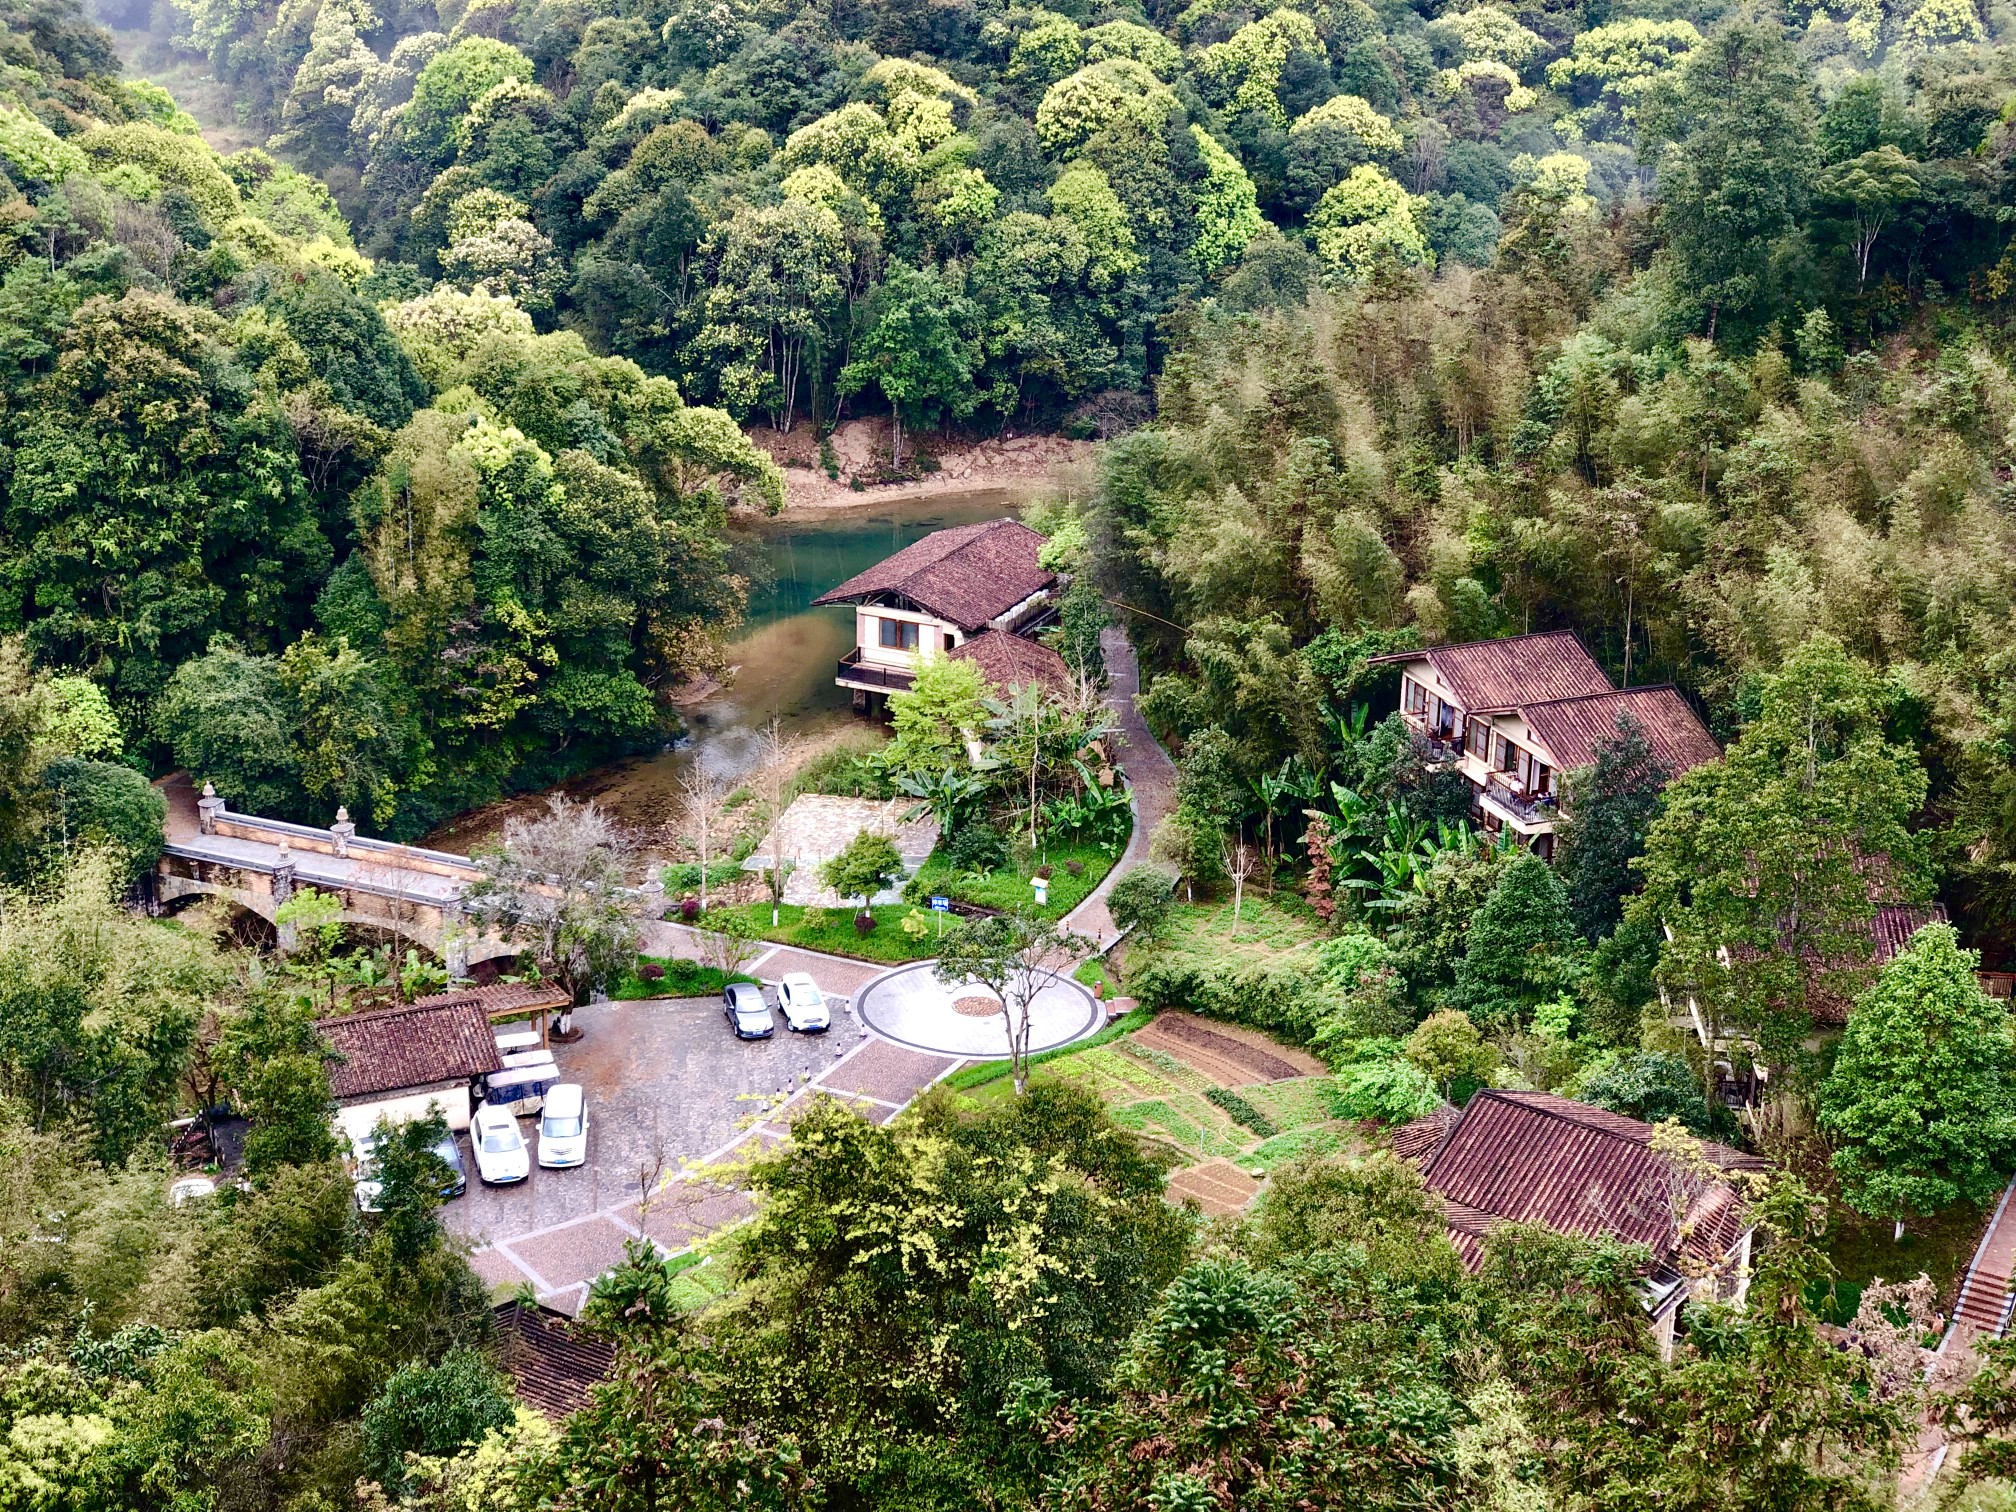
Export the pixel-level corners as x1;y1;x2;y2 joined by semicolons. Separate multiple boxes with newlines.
895;765;990;832
1043;760;1132;851
1251;754;1322;867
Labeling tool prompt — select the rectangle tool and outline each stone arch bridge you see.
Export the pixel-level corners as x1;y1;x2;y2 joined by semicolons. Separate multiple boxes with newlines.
155;778;525;974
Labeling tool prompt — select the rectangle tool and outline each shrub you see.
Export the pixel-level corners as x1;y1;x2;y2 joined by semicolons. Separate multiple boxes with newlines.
1108;865;1178;942
1128;953;1328;1045
639;962;665;981
855;909;877;934
360;1348;514;1491
1205;1085;1279;1138
1578;1050;1713;1133
1332;1043;1441;1124
1403;1011;1500;1094
1066;858;1085;876
943;820;1007;873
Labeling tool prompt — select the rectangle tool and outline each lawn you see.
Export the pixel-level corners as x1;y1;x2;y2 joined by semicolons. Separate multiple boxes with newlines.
906;834;1121;921
611;954;757;1000
1137;889;1329;972
711;902;938;964
1815;1195;1988;1324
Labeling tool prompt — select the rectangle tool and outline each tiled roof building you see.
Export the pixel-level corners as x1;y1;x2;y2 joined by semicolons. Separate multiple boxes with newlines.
816;518;1062;705
494;1301;616;1418
814;518;1055;630
1366;632;1720;857
320;1000;503;1102
1396;1090;1764;1353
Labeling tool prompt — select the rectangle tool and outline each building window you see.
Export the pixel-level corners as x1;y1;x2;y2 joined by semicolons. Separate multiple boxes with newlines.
1467;720;1488;758
1403;677;1426;715
878;618;920;651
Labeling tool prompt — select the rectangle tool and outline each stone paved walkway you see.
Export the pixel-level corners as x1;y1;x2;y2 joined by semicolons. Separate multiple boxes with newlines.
1903;1173;2016;1491
1064;626;1179;946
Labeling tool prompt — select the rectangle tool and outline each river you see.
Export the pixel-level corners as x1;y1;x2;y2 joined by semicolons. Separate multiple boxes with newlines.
423;489;1031;854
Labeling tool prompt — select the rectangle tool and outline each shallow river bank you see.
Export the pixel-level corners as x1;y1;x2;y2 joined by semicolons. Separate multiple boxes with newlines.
423;488;1035;857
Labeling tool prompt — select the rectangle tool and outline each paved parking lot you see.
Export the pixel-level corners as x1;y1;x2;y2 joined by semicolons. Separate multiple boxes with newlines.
453;961;962;1311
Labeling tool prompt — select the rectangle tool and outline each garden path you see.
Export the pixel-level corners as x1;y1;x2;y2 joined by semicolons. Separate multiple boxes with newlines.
1063;626;1179;948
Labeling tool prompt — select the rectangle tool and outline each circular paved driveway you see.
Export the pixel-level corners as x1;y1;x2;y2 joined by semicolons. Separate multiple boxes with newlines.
855;959;1103;1057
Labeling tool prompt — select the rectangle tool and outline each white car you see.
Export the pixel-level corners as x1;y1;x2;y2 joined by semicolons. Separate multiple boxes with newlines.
777;973;830;1033
538;1084;589;1168
471;1105;531;1185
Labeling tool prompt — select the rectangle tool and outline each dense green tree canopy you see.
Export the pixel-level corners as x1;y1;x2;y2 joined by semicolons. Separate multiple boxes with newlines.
1820;923;2016;1231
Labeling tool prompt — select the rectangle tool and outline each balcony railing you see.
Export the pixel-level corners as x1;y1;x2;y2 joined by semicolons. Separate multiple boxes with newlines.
837;649;915;691
1484;771;1559;824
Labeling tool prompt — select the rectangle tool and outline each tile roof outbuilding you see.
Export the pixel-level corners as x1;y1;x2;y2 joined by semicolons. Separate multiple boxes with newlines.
320;1000;503;1101
947;629;1071;693
1398;1090;1763;1274
812;518;1055;630
409;982;573;1017
494;1301;615;1419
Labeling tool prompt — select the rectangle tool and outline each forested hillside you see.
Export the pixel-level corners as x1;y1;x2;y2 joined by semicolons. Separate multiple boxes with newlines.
0;0;788;840
18;0;2016;1503
5;0;2015;836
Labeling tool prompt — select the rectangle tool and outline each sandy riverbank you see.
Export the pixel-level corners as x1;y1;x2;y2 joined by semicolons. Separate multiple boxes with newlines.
747;417;1097;519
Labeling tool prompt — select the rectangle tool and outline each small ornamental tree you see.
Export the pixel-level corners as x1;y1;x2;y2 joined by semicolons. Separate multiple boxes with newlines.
1819;923;2016;1238
1404;1010;1499;1098
820;829;904;926
464;796;639;1018
1106;865;1177;943
1448;852;1579;1025
935;911;1090;1094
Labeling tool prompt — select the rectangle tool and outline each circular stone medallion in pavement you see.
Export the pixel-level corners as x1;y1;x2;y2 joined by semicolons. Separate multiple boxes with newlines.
855;960;1104;1058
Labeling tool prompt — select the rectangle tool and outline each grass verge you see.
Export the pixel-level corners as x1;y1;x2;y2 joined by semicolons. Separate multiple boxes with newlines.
1816;1194;1987;1323
611;955;758;1000
711;903;937;964
942;1007;1150;1092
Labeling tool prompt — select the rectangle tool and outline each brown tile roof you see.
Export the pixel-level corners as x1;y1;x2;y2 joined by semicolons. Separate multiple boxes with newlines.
1808;903;1952;1024
1368;631;1613;713
812;519;1055;630
1390;1104;1461;1167
1417;1090;1763;1273
410;982;573;1017
1873;902;1949;963
947;629;1071;694
1516;686;1721;779
495;1301;615;1419
320;1000;503;1100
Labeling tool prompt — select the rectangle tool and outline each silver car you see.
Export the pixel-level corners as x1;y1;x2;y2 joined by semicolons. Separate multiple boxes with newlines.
724;981;775;1039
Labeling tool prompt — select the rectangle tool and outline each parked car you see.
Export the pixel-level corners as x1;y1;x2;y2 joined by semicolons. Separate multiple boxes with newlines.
351;1129;469;1212
538;1084;589;1168
777;973;830;1033
723;981;775;1039
471;1105;531;1185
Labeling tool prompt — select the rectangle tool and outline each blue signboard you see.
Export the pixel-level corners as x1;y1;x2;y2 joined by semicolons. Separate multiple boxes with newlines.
929;896;950;912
